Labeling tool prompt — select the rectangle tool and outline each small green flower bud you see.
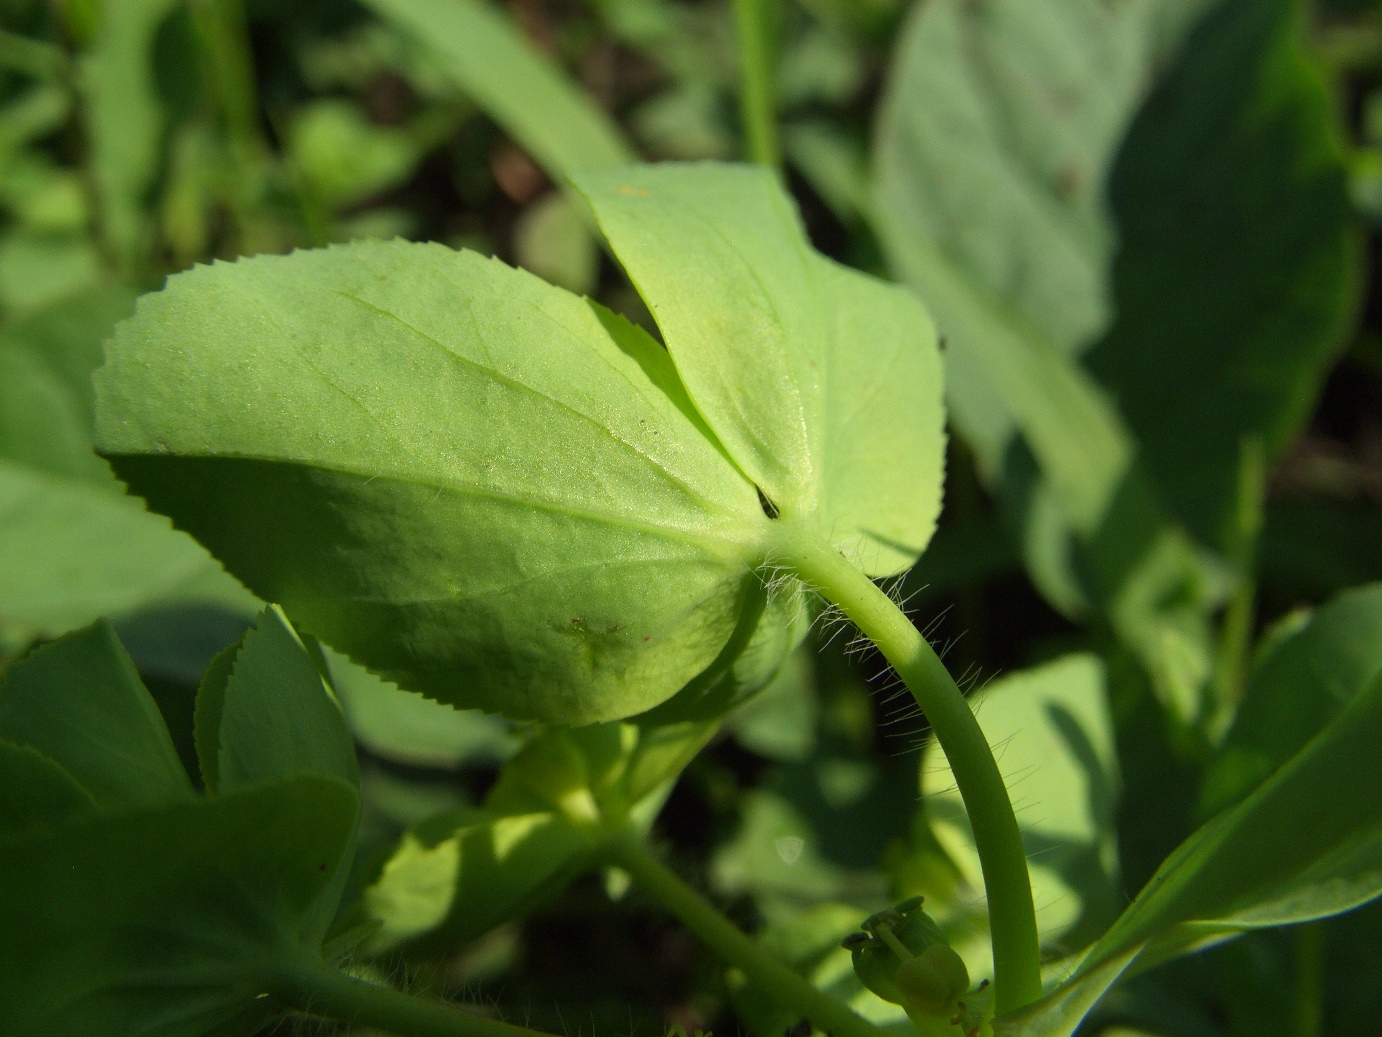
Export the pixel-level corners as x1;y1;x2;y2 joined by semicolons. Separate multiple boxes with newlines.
846;897;958;1009
893;944;969;1015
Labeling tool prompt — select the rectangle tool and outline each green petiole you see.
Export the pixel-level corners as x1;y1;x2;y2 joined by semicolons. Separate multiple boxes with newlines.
768;528;1044;1015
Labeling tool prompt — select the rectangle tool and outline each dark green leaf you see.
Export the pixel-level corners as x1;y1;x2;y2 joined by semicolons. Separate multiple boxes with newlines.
0;775;358;1037
995;671;1382;1037
192;641;236;793
0;739;97;836
212;606;359;793
1088;0;1361;548
0;621;193;809
1201;583;1382;816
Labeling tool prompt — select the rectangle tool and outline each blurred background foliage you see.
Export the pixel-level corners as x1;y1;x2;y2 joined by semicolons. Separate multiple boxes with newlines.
0;0;1379;1034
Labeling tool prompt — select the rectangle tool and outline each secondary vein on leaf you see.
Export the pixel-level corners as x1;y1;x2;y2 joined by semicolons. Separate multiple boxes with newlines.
330;286;747;518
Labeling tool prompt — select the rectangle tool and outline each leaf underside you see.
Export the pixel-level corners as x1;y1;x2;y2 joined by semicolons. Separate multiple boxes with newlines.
97;241;767;723
96;165;947;725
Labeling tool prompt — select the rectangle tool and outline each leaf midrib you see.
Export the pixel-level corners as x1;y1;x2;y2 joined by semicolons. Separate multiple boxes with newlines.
122;452;762;561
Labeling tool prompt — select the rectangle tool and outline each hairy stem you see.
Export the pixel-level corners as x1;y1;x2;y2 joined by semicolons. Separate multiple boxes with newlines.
608;830;889;1037
268;959;561;1037
732;0;779;168
768;530;1044;1014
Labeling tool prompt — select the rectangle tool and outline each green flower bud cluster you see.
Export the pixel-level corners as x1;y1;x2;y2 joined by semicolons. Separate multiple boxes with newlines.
842;897;986;1035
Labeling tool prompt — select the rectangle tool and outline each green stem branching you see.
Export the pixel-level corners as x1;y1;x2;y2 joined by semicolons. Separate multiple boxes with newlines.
607;830;889;1037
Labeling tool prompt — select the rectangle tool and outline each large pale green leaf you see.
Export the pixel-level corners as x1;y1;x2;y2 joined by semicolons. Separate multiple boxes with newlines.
872;0;1207;481
923;655;1120;959
95;239;769;723
993;671;1382;1037
574;162;946;577
0;775;359;1037
1087;0;1360;549
98;168;946;722
1200;583;1382;816
0;621;193;810
874;0;1204;362
869;1;1222;719
359;0;635;179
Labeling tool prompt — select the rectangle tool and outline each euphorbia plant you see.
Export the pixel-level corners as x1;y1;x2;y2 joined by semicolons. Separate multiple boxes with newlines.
91;159;1044;1016
4;160;1378;1037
